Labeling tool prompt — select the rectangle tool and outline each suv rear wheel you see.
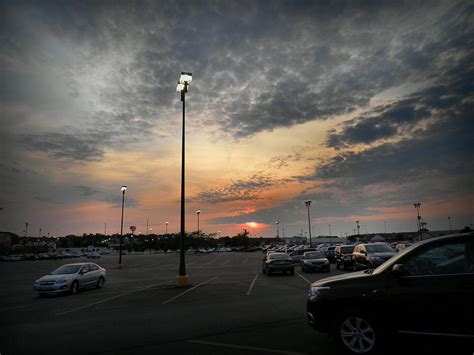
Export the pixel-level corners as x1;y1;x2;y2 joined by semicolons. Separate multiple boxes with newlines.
335;314;378;354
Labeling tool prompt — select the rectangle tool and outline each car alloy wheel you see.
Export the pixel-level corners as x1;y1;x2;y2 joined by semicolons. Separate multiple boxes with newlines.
97;277;104;289
340;316;375;354
70;281;79;295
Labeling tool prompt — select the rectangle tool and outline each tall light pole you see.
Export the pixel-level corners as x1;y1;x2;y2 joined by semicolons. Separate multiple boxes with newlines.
275;220;280;238
165;221;169;235
39;228;42;238
356;221;360;237
176;72;192;287
119;185;127;267
25;222;29;238
196;210;201;236
448;216;452;233
414;203;421;240
328;224;331;237
305;201;312;247
384;221;387;234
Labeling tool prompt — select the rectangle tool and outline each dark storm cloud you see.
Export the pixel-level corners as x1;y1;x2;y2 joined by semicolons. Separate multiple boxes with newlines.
2;0;473;160
21;131;113;161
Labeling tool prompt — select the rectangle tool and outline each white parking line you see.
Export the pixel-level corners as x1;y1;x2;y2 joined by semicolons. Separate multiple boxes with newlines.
221;259;231;266
56;280;171;316
295;271;312;285
246;273;259;296
203;259;216;266
187;340;310;355
162;277;218;305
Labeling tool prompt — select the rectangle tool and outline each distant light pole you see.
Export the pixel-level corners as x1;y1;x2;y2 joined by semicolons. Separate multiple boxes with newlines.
414;203;422;240
384;221;387;234
25;222;29;238
149;228;153;254
275;220;280;238
356;221;360;237
119;185;127;267
448;216;452;233
165;221;169;234
176;71;192;287
196;210;201;236
39;228;42;238
328;224;331;236
305;201;313;247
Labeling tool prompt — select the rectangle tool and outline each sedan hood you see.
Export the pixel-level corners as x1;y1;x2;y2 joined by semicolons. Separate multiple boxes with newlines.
38;274;72;282
311;270;370;287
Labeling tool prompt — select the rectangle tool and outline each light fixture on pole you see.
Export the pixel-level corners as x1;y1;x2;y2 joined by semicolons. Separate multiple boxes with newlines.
275;220;280;238
196;210;201;236
305;201;312;247
176;72;192;287
25;222;29;238
119;185;127;267
165;221;169;234
356;221;360;236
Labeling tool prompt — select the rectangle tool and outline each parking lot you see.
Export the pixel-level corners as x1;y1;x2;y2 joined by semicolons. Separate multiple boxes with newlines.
0;252;470;354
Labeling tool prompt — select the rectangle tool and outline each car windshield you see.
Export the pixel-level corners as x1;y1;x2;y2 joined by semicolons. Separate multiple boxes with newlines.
341;246;354;253
269;254;289;260
365;244;394;253
305;252;324;259
51;265;82;275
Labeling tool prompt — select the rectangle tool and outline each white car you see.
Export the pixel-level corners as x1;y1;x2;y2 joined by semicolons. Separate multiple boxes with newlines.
33;263;106;296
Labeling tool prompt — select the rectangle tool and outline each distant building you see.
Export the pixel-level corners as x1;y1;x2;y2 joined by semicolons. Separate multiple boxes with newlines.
282;236;308;245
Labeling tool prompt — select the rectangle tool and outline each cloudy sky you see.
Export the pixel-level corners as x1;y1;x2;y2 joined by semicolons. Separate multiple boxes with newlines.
1;0;473;238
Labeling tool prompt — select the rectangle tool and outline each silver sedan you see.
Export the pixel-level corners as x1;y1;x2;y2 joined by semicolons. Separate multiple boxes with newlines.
33;263;106;296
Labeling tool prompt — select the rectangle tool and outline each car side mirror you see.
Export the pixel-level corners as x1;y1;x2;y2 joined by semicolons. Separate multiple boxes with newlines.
392;264;405;276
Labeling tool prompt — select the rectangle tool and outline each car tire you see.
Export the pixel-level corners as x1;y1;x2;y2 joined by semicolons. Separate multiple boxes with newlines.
289;269;295;275
334;313;380;354
70;281;79;295
96;277;105;289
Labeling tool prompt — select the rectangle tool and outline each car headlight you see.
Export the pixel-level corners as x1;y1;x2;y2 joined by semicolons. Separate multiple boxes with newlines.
308;286;330;297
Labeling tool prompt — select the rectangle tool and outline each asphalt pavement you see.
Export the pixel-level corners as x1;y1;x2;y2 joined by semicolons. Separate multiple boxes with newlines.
0;252;469;354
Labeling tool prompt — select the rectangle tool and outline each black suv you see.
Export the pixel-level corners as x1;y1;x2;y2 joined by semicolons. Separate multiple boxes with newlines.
335;245;355;270
307;233;474;354
352;243;396;270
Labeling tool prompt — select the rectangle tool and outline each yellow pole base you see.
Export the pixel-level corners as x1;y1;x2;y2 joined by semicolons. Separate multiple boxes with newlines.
176;275;189;287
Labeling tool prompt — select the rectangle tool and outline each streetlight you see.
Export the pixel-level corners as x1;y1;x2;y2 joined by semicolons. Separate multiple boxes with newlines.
149;228;153;254
414;203;421;240
305;201;312;247
448;216;452;233
328;224;331;236
165;221;169;234
176;71;192;287
275;220;280;238
196;210;201;236
25;222;29;238
356;221;360;237
39;228;42;238
384;221;387;234
119;185;127;267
